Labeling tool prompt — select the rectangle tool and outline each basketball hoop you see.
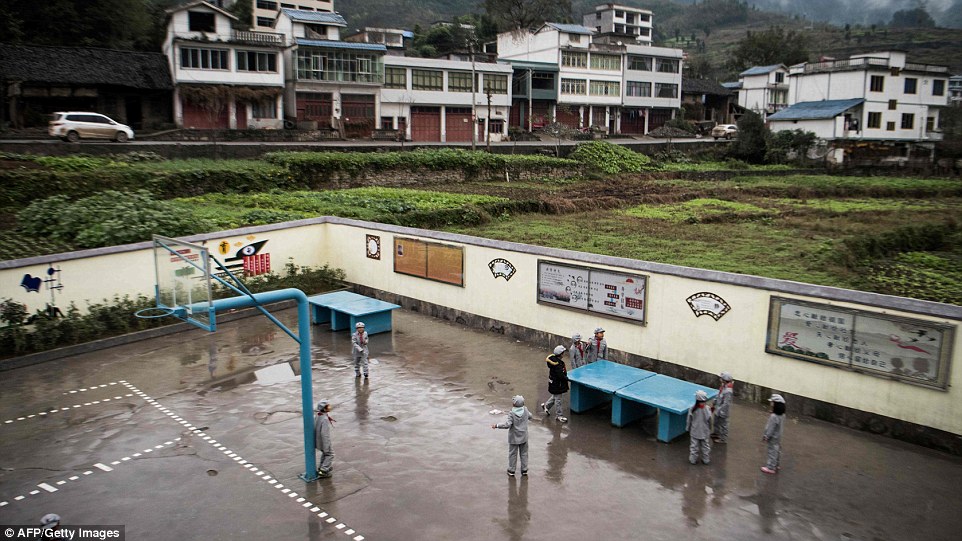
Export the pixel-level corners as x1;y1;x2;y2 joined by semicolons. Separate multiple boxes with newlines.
134;306;178;320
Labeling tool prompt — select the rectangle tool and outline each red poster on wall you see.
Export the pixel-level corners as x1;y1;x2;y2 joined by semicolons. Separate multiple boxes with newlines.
243;254;271;277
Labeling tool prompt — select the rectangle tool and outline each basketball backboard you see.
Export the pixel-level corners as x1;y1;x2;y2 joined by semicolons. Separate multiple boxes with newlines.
153;235;215;331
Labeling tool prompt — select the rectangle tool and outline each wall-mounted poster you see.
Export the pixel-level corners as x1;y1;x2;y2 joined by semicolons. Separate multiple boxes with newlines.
394;237;464;286
366;235;381;260
766;297;955;390
537;260;647;324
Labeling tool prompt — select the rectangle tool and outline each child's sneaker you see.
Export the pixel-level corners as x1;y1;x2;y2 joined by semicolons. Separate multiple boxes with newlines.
557;416;568;423
540;403;550;415
506;470;515;477
317;469;332;478
760;466;777;474
521;470;528;476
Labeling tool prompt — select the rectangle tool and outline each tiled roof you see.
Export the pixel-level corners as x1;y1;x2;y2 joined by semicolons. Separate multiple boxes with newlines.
767;98;865;121
0;44;172;90
721;82;742;90
682;78;731;96
739;64;785;76
544;23;595;35
295;38;386;52
280;9;347;26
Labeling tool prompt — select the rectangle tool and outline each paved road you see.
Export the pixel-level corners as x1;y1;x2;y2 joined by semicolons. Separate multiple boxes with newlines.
2;308;960;540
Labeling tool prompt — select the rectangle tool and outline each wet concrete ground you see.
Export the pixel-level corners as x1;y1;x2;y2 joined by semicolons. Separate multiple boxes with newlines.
1;308;961;541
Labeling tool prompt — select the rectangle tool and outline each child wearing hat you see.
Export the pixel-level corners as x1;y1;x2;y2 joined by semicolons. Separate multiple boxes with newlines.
569;333;587;369
687;390;713;465
712;372;734;444
586;327;608;363
352;321;369;378
492;395;533;477
314;400;335;478
761;394;786;474
541;345;570;422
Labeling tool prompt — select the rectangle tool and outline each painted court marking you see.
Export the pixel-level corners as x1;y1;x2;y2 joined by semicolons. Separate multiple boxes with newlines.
2;393;135;425
119;381;365;541
62;382;120;395
0;438;180;509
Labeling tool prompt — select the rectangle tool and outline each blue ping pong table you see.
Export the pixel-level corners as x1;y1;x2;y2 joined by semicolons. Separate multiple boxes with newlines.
568;361;655;419
615;375;718;442
307;292;400;335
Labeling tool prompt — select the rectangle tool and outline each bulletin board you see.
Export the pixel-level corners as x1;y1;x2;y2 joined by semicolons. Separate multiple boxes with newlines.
394;237;464;287
765;297;955;390
537;260;647;324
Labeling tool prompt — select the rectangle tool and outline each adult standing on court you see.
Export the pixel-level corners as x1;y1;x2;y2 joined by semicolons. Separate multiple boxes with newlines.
569;333;587;369
352;321;369;378
586;327;608;363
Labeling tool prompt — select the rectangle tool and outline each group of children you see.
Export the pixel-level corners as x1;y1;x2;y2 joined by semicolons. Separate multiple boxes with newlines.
493;340;788;477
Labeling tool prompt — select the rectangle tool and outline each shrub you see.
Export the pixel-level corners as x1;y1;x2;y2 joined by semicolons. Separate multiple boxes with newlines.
18;190;214;248
730;111;768;164
766;129;817;164
570;141;652;174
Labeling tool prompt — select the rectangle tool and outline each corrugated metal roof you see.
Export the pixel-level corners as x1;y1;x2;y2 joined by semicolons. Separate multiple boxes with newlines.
280;9;347;26
502;60;560;72
721;82;742;90
295;38;386;52
767;98;865;121
739;64;784;76
544;23;595;35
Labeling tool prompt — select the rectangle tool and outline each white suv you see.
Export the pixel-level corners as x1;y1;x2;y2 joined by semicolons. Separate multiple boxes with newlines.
49;112;135;143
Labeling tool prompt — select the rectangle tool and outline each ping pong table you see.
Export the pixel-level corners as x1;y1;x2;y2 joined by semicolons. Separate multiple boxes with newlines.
307;291;400;335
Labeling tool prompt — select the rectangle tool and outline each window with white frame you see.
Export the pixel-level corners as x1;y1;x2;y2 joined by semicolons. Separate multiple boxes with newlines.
654;82;678;98
560;78;586;95
483;74;508;94
180;47;229;70
561;51;588;68
412;69;443;90
901;113;914;129
252;99;277;118
655;58;679;73
448;71;473;92
590;53;621;71
589;80;620;96
569;34;581;43
384;67;406;89
628;56;652;71
904;78;918;94
236;51;277;72
933;79;945;96
626;81;651;97
188;11;215;32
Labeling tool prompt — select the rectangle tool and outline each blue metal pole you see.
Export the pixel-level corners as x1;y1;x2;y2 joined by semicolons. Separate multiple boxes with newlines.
203;289;317;482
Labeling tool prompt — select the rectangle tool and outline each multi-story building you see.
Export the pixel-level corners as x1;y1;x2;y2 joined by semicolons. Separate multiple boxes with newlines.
251;0;333;31
276;8;385;136
344;28;413;54
769;51;949;142
582;3;653;44
380;56;512;142
497;21;681;134
949;75;962;107
163;1;286;129
736;64;789;119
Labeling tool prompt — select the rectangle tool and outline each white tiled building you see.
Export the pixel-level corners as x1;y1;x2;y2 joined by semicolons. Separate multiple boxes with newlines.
736;64;789;119
380;57;512;142
769;52;950;142
163;1;286;129
251;0;334;31
582;3;653;44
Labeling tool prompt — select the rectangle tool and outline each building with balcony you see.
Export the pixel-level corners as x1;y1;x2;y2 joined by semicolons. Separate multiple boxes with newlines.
163;1;286;129
949;75;962;107
770;51;950;143
276;8;385;136
344;28;414;54
736;64;788;119
251;0;334;31
582;3;653;44
380;56;512;142
497;20;681;134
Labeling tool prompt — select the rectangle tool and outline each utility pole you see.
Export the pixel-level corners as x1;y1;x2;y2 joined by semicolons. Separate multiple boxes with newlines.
471;43;477;151
527;68;533;133
486;88;492;151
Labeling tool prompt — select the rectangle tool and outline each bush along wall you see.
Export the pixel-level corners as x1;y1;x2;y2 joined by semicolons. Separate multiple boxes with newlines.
0;261;346;359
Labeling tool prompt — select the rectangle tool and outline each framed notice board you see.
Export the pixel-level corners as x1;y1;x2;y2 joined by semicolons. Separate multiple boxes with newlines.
394;237;464;287
766;297;955;390
537;260;647;324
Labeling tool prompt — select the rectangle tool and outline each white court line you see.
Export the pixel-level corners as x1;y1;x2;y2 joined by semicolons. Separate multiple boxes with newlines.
63;382;118;395
2;394;139;426
119;381;365;539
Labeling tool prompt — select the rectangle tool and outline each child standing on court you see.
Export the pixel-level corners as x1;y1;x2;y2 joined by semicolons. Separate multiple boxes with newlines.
712;372;734;444
541;345;569;422
569;333;587;369
586;327;608;363
352;321;369;378
314;400;335;478
492;395;533;477
687;390;712;465
761;394;786;474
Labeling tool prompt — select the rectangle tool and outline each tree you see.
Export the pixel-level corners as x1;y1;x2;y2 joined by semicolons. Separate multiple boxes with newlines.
0;0;155;50
889;7;936;28
728;26;810;73
228;0;254;30
482;0;571;32
730;111;768;164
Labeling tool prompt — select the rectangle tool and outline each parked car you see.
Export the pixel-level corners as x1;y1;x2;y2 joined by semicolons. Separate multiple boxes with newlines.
711;124;738;140
48;112;135;143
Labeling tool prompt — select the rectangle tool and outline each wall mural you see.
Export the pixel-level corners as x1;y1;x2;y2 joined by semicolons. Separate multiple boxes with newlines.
686;292;731;321
215;235;271;278
488;258;516;281
18;264;65;318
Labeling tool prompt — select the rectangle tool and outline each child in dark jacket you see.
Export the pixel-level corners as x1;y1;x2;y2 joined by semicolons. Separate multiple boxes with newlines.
540;345;569;422
492;395;534;476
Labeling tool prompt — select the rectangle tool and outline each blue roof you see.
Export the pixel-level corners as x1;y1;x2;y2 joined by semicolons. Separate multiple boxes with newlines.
768;99;865;121
721;82;742;90
740;64;784;76
295;38;386;52
544;22;595;35
281;9;347;27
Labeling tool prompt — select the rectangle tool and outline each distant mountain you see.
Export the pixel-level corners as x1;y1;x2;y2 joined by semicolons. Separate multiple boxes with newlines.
661;0;961;28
